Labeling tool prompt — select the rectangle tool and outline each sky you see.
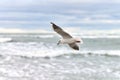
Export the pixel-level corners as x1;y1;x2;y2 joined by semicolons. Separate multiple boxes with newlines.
0;0;120;33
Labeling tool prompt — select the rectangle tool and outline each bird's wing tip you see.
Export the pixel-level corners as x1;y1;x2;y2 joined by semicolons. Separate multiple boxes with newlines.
73;48;79;50
76;49;79;50
50;22;54;24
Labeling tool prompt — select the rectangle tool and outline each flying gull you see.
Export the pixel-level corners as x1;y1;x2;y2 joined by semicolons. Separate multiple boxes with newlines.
51;22;82;50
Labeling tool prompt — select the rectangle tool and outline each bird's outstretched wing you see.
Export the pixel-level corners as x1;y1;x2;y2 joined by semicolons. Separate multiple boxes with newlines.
51;22;72;39
68;43;79;50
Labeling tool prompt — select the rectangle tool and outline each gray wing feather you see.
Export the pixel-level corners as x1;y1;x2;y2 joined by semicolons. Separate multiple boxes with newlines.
68;43;79;50
51;22;72;39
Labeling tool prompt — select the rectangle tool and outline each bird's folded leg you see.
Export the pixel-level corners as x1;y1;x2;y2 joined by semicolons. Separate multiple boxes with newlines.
57;40;60;45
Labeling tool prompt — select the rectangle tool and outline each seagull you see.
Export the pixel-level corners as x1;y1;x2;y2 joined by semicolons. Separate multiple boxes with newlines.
51;22;82;50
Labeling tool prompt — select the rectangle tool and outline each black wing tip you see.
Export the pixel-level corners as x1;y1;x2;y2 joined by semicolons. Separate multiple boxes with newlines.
74;48;79;50
50;22;56;27
72;46;79;50
50;22;60;30
50;22;55;25
50;22;56;29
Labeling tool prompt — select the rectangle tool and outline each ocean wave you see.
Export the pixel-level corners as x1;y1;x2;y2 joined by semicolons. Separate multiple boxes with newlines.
38;35;54;38
0;38;12;42
0;45;120;58
20;50;120;58
79;50;120;56
49;50;120;58
17;34;54;38
0;41;119;58
81;35;120;39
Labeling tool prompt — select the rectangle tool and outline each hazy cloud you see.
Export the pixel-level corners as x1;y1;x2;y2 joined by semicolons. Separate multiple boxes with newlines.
0;0;120;30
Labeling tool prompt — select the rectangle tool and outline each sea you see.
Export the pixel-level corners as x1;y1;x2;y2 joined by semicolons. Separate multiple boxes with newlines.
0;33;120;80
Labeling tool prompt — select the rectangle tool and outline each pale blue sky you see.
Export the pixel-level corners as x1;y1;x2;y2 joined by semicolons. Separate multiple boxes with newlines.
0;0;120;31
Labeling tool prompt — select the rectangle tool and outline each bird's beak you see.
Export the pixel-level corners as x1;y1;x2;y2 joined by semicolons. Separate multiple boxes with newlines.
57;41;60;45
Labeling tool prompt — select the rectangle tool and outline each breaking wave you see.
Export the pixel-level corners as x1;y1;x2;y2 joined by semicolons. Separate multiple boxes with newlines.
0;42;120;58
0;38;12;42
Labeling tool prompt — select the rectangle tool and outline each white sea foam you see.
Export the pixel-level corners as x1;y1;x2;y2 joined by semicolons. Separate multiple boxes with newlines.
0;39;119;58
0;38;12;42
31;50;120;57
0;42;120;57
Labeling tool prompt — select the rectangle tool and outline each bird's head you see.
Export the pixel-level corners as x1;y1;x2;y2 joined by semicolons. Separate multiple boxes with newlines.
75;38;83;44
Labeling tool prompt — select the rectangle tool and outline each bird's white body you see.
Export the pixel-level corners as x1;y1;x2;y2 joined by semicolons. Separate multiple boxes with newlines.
60;38;82;44
60;38;76;44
